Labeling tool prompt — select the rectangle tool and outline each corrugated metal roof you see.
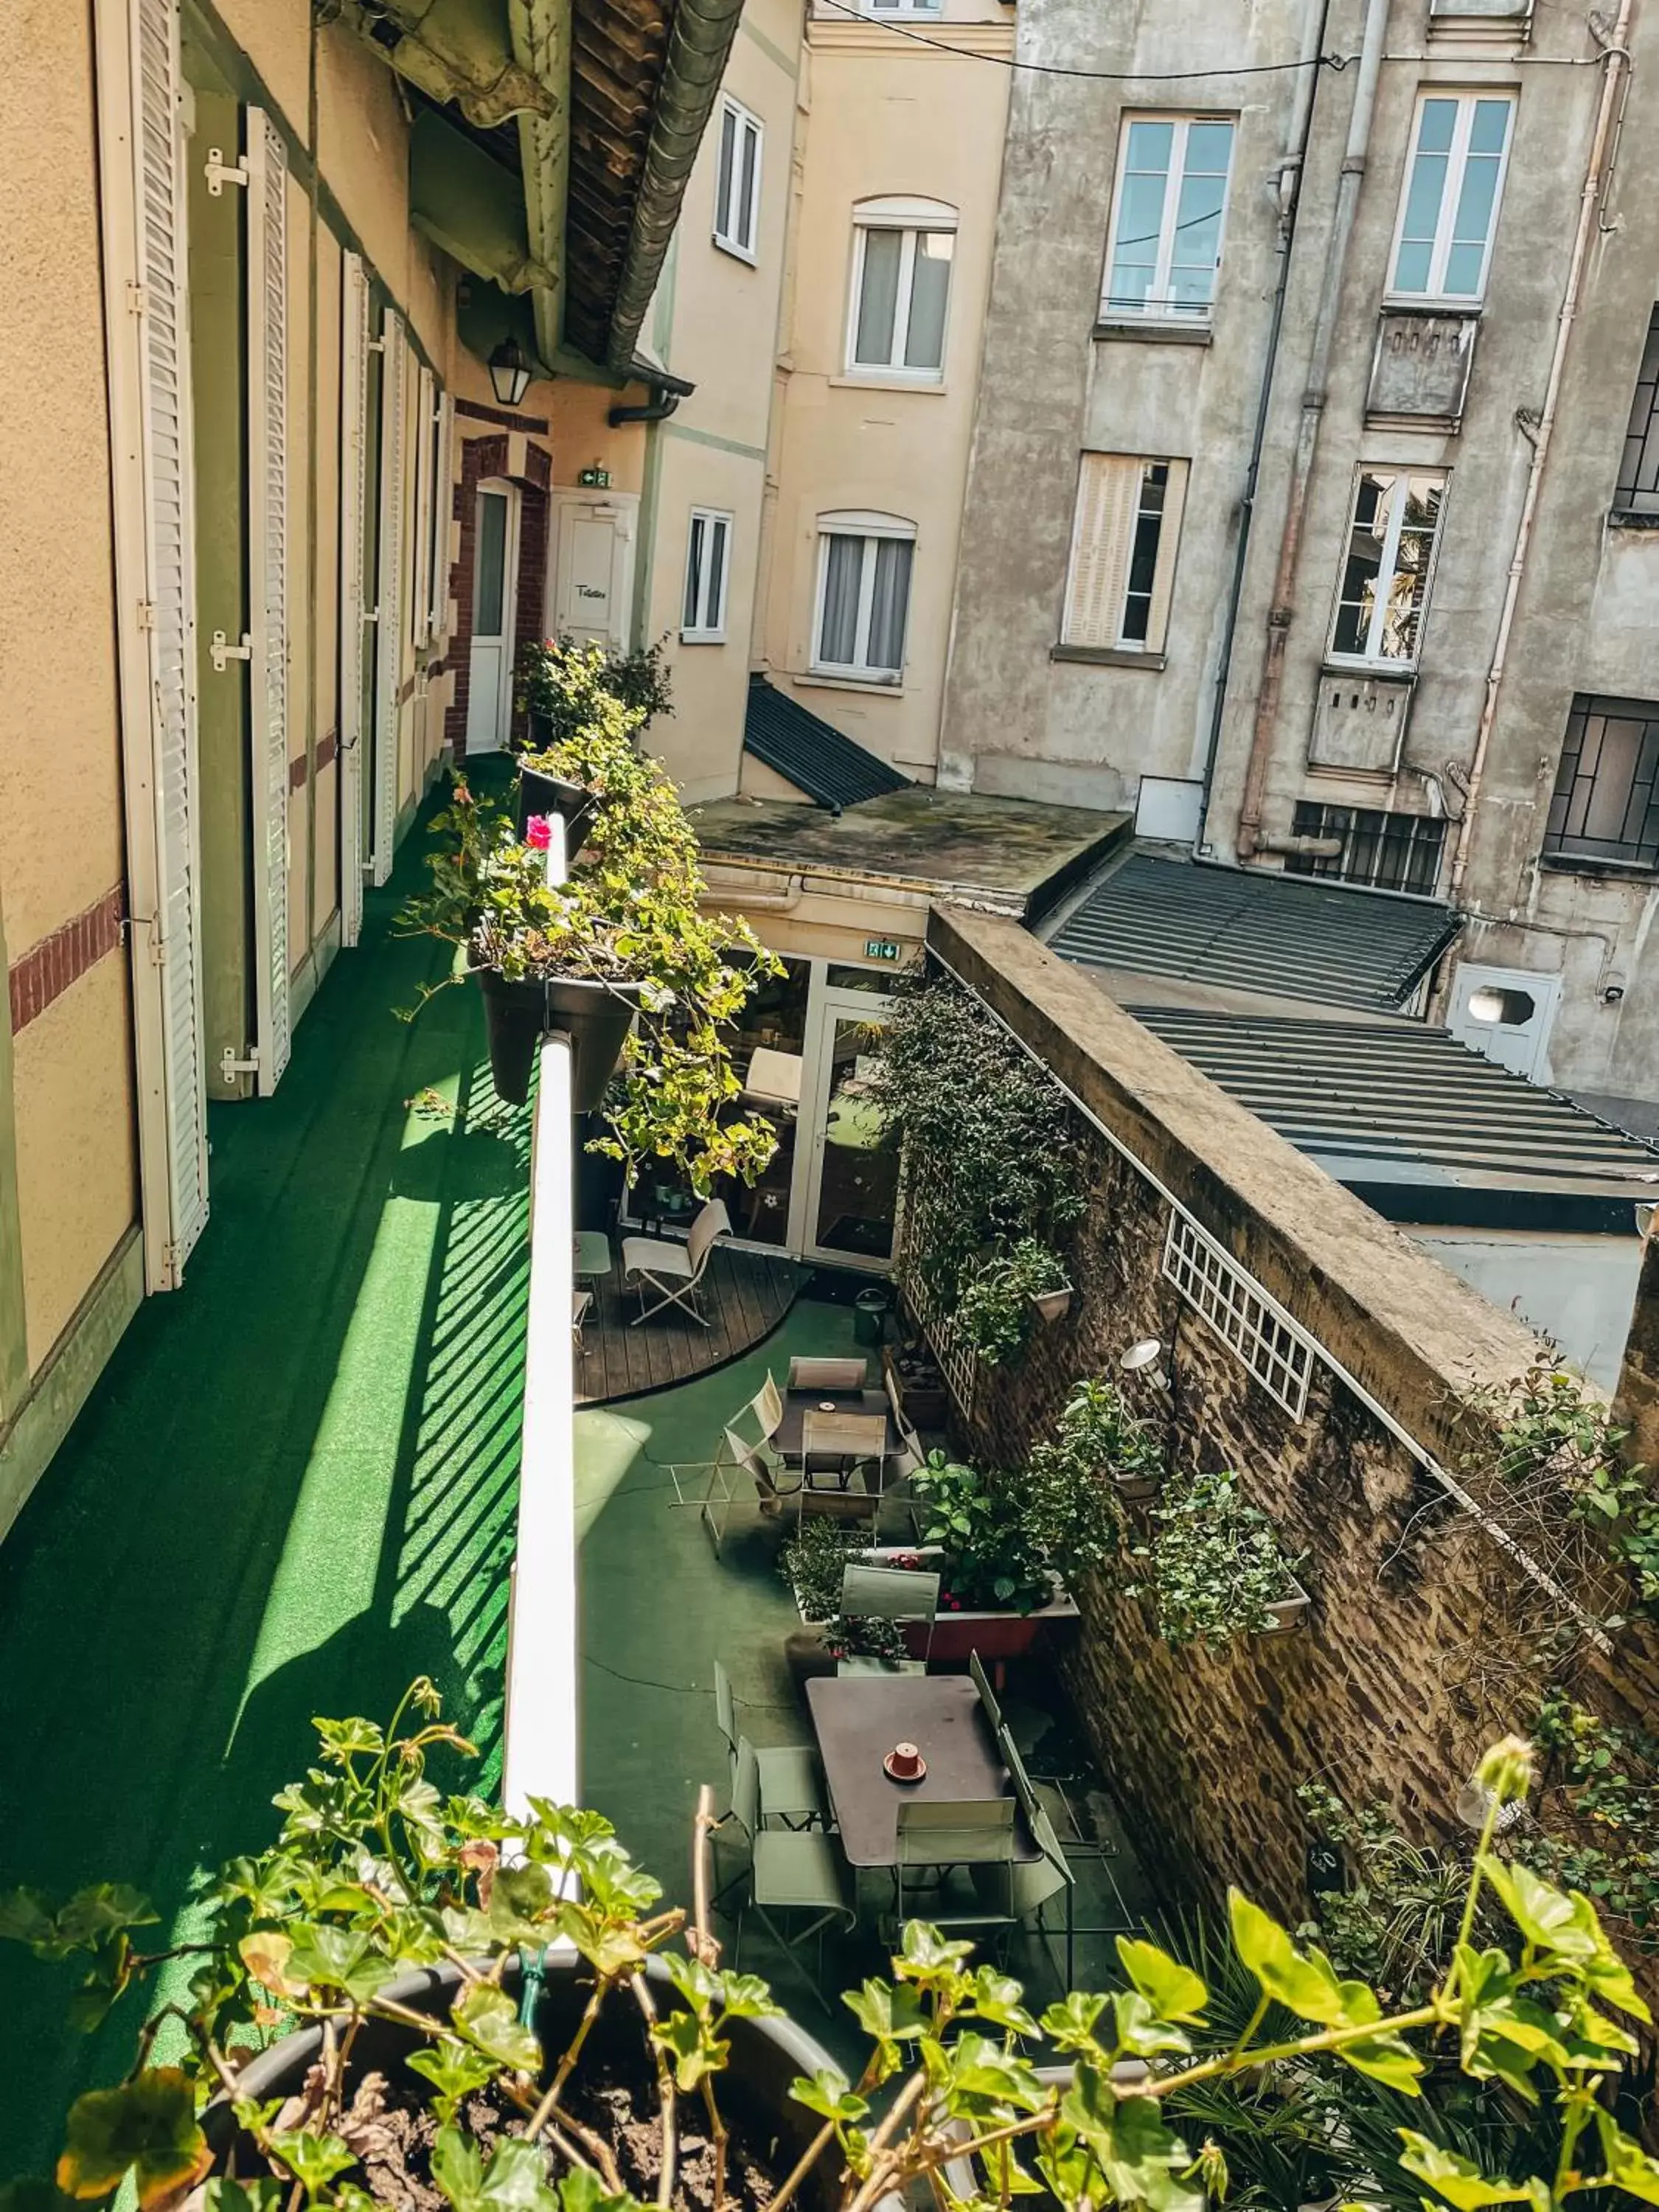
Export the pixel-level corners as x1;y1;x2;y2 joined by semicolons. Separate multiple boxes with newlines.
743;675;910;810
1127;1004;1659;1223
1051;854;1461;1012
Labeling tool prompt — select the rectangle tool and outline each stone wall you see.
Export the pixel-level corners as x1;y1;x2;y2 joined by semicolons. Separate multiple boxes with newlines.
925;907;1659;1927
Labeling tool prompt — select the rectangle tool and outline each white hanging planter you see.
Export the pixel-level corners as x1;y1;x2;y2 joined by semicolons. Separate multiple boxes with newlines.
1030;1282;1074;1324
1259;1573;1312;1636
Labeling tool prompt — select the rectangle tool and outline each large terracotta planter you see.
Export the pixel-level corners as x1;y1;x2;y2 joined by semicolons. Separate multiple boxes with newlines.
203;1953;844;2212
793;1543;1079;1671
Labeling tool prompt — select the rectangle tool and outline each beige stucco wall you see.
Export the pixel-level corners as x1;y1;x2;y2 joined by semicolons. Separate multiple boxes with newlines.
0;0;139;1377
13;963;139;1373
756;4;1011;785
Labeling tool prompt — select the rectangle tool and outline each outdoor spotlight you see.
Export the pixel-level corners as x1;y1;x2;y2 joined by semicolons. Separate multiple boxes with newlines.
487;335;533;408
1119;1338;1169;1391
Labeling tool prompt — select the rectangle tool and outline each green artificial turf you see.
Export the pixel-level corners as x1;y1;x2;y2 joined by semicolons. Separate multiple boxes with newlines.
0;801;529;2173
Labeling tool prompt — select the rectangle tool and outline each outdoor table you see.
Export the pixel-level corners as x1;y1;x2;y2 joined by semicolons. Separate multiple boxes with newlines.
574;1231;612;1284
804;1675;1040;1869
776;1387;897;1460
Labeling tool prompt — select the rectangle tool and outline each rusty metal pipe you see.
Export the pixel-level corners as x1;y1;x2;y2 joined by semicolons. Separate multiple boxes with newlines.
1236;0;1388;860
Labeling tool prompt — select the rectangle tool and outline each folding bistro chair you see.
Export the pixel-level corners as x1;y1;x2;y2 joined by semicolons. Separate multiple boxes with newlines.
1000;1717;1129;1983
787;1357;869;1392
712;1660;824;1830
896;1798;1016;1933
969;1649;1004;1736
723;1739;854;2009
836;1562;939;1676
621;1198;730;1326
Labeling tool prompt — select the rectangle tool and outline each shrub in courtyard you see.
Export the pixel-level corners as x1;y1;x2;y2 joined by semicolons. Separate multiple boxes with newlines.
1023;1377;1152;1581
516;636;674;744
1130;1467;1306;1652
398;664;780;1189
908;1450;1053;1613
6;1716;1659;2212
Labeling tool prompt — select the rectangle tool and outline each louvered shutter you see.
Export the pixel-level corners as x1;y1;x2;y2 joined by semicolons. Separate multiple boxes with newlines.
1144;458;1189;655
246;107;290;1091
338;253;370;946
430;391;454;641
411;364;434;648
1061;453;1140;649
372;309;406;886
135;0;209;1276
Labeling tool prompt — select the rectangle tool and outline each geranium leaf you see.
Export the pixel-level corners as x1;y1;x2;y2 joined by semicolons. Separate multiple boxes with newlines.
56;2073;209;2208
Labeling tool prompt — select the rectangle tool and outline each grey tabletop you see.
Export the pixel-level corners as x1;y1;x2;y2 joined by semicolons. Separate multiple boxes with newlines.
804;1674;1039;1868
776;1387;897;1458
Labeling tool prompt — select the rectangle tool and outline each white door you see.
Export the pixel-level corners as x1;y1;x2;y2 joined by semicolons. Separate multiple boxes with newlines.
796;990;898;1270
465;480;520;754
371;307;406;886
246;105;291;1093
551;493;634;646
1447;962;1562;1083
338;252;371;945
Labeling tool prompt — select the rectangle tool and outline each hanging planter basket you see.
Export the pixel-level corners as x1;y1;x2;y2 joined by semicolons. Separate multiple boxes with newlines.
1110;1464;1161;1505
515;761;598;855
1259;1573;1313;1636
475;969;642;1110
1031;1283;1074;1325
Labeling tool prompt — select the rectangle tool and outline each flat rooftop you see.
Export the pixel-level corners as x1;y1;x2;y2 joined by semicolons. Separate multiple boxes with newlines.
689;788;1130;917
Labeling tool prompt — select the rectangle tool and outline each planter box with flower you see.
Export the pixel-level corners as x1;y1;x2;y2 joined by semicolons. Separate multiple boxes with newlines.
1127;1466;1310;1652
398;644;781;1197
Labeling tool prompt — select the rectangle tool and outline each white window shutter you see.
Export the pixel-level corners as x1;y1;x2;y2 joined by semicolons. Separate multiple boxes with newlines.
338;251;371;947
1062;453;1140;648
246;107;291;1093
430;390;453;643
1144;458;1189;654
411;363;434;647
372;309;406;886
135;0;209;1276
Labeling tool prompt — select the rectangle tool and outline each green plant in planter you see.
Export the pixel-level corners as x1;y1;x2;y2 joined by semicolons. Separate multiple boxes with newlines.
1023;1378;1150;1585
516;636;674;742
1128;1467;1306;1652
954;1239;1071;1368
776;1521;911;1662
909;1451;1052;1613
397;680;782;1192
7;1712;1659;2212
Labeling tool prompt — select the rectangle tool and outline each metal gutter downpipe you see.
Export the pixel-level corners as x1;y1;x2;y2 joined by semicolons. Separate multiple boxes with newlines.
1446;6;1634;908
1235;0;1388;860
605;0;747;372
1195;0;1330;849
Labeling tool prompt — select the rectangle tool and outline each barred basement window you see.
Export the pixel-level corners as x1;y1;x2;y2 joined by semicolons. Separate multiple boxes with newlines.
1286;802;1447;895
1614;307;1659;519
1162;1214;1314;1420
1544;694;1659;872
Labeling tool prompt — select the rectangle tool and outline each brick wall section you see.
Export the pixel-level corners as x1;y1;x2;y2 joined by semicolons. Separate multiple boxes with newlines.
927;906;1659;1935
445;433;552;759
9;887;125;1035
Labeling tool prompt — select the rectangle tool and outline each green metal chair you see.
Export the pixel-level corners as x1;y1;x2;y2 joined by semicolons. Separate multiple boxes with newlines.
726;1739;855;2008
837;1562;939;1676
998;1718;1125;1990
968;1649;1004;1735
712;1659;825;1830
896;1797;1016;1933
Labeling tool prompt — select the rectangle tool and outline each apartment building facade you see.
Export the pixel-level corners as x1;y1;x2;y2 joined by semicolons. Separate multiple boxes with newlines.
942;0;1659;1107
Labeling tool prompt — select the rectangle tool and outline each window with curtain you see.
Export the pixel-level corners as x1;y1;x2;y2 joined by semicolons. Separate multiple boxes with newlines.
713;97;762;260
813;515;915;680
1389;91;1514;302
848;199;956;379
1101;115;1235;323
1061;453;1189;654
682;509;732;641
1328;468;1447;667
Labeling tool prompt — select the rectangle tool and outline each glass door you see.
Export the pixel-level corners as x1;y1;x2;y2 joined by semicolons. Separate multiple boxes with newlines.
464;481;519;753
799;993;898;1269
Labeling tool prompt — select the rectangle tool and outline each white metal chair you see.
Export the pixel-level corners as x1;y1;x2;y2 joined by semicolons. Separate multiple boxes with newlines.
621;1199;730;1326
742;1047;804;1114
787;1356;868;1392
836;1561;939;1675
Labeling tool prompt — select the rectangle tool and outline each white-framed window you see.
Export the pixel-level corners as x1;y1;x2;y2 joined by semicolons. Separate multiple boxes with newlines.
1329;468;1447;668
857;0;942;14
847;197;956;380
682;508;732;641
1388;91;1514;302
1061;453;1189;655
813;511;915;682
1102;114;1235;324
713;97;762;262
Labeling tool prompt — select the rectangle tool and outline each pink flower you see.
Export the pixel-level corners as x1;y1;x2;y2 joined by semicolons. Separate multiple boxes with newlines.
525;815;553;850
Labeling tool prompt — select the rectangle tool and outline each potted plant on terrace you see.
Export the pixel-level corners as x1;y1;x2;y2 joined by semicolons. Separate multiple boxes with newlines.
1031;1377;1165;1514
954;1239;1074;1368
1129;1467;1310;1653
9;1726;1659;2212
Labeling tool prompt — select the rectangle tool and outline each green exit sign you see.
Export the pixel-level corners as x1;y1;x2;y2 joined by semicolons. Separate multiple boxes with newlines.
865;938;900;962
578;466;611;488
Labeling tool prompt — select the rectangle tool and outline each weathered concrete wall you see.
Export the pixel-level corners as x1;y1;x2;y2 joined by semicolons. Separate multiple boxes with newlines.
930;907;1659;1925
